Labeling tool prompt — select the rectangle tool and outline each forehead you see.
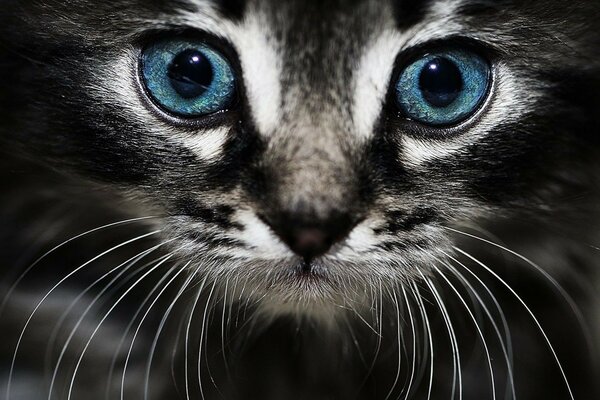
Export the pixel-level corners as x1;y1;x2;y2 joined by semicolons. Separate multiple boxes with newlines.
55;0;436;41
169;0;424;29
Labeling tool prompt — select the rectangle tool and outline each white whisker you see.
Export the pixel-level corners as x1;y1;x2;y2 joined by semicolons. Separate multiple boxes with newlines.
48;245;173;400
220;276;232;381
421;273;462;400
400;285;417;400
6;229;160;400
66;252;174;400
411;282;434;400
441;252;516;400
103;252;181;400
0;216;156;318
185;276;209;400
384;286;403;400
198;281;218;399
143;260;195;400
445;226;594;353
455;246;575;400
431;265;497;400
120;263;189;400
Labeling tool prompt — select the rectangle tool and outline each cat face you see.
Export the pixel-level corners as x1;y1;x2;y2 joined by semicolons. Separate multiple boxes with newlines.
1;0;598;311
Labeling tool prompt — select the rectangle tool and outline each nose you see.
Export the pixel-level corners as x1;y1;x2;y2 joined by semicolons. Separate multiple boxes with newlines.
263;212;358;261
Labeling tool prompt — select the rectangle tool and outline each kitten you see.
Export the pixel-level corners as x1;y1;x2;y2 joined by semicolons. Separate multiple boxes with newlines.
1;0;599;399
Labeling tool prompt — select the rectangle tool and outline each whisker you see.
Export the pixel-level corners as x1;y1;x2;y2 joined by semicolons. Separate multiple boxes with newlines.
455;246;575;400
400;285;417;400
66;252;175;400
444;226;594;354
354;278;384;396
411;282;434;400
383;285;403;400
220;276;232;381
103;253;181;400
431;265;497;400
421;273;462;400
1;205;74;298
102;253;183;400
342;312;369;368
120;263;189;400
198;280;218;399
226;275;239;335
348;303;381;337
185;276;209;400
6;229;160;400
44;250;148;382
0;216;156;317
143;260;196;400
234;277;250;328
170;306;190;399
441;252;516;400
48;246;174;400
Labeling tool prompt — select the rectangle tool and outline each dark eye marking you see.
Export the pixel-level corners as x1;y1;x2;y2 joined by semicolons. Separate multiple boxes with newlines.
377;238;431;252
185;231;244;248
393;0;433;29
375;208;437;235
174;201;242;230
215;0;247;21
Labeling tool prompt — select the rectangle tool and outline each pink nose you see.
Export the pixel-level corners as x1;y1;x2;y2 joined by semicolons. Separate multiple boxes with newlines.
286;227;333;260
261;211;358;261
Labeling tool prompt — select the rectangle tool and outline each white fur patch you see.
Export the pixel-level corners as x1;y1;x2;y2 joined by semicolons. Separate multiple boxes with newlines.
231;17;282;136
353;0;464;140
182;127;229;160
234;210;294;259
353;29;404;139
338;222;379;255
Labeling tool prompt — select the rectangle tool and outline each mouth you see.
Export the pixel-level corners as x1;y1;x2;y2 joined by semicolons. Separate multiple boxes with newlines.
271;258;336;285
281;258;326;279
301;258;315;273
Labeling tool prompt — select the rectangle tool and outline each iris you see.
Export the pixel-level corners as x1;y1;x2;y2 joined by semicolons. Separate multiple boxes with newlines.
396;49;490;126
141;40;236;117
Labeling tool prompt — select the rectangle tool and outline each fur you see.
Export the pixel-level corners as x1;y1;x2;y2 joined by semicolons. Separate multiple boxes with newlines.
1;0;599;398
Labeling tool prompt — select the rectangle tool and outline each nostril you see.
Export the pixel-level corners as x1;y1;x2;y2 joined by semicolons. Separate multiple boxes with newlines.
287;227;333;261
259;211;359;260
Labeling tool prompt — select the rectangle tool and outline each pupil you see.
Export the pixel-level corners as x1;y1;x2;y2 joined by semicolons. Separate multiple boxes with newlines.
167;49;214;99
418;57;463;108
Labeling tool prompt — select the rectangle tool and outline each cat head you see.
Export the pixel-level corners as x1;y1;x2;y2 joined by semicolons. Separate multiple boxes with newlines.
1;0;599;312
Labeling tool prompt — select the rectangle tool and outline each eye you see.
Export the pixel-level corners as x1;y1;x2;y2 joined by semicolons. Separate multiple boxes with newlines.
141;39;236;117
395;49;491;126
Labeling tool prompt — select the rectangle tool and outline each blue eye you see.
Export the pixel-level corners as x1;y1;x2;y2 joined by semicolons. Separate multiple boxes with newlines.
395;49;490;126
141;40;236;117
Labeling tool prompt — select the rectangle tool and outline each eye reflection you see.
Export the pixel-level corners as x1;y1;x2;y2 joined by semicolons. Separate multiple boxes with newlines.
167;49;214;99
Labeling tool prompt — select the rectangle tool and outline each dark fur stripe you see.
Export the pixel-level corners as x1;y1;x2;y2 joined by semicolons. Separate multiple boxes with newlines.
393;0;433;29
215;0;247;21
